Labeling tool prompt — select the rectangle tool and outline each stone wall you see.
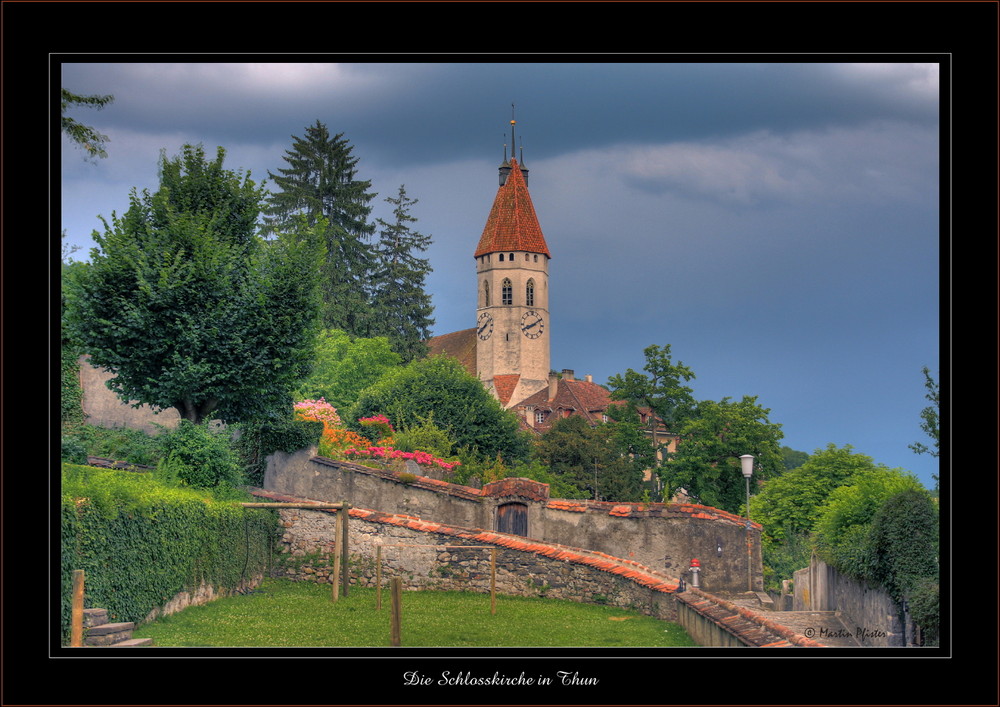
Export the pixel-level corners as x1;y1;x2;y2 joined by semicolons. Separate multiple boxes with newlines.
263;451;763;594
78;355;180;434
268;498;679;621
793;555;913;647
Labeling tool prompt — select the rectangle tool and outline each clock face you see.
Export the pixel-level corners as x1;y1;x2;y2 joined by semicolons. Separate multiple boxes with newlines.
477;312;494;340
521;310;545;339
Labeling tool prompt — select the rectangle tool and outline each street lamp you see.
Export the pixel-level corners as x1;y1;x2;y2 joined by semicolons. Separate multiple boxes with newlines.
739;454;754;592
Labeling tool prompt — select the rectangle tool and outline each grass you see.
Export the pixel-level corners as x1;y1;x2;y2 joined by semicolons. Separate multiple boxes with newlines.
132;578;697;647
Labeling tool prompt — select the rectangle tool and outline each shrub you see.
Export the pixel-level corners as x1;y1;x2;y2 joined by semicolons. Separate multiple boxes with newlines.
907;577;939;646
157;421;242;488
233;416;324;487
60;463;278;642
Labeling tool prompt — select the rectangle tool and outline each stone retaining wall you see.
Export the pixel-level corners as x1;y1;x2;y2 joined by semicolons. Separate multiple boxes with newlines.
264;451;763;594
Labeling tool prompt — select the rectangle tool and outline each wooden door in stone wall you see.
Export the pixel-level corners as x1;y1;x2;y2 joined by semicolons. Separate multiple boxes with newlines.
497;502;528;536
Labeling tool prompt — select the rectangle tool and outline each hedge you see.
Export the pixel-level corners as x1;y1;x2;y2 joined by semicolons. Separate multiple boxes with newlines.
60;464;280;643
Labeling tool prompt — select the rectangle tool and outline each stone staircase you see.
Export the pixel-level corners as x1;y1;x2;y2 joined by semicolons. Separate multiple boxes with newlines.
82;608;153;647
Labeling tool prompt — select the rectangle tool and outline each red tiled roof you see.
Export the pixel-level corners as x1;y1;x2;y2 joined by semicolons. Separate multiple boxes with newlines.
425;328;477;377
474;159;550;258
492;373;521;406
513;377;616;429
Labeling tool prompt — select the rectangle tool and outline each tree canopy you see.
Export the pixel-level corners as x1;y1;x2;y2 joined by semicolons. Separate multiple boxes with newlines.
263;121;377;335
65;144;325;424
292;329;402;412
533;415;647;502
348;355;531;463
61;88;114;160
367;185;435;361
749;443;885;547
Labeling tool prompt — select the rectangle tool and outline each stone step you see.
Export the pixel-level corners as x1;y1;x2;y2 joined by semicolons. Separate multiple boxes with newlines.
83;608;109;627
107;638;154;647
86;621;135;636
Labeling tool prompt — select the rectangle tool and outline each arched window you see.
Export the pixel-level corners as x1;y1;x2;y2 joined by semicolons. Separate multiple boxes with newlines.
502;278;512;306
526;278;535;306
483;280;490;307
499;253;505;262
509;253;514;261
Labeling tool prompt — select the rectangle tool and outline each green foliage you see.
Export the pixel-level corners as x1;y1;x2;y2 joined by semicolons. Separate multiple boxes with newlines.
157;421;242;488
907;578;939;646
533;415;645;501
812;466;926;580
61;88;114;159
293;329;402;411
750;443;879;547
666;395;784;513
781;446;809;470
233;417;325;487
349;355;530;463
60;424;166;467
60;348;85;427
761;530;812;593
391;414;456;459
60;464;278;643
264;121;376;335
607;343;697;430
367;185;435;361
866;488;939;601
64;144;324;425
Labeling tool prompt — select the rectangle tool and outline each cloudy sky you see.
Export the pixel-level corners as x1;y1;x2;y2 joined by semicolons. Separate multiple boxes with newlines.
59;61;942;489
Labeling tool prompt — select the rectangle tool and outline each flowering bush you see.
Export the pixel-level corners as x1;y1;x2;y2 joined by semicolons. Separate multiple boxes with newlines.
358;414;395;446
294;399;342;429
343;445;460;472
293;399;366;458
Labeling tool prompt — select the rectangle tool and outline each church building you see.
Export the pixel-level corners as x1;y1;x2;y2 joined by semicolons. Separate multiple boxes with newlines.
426;118;617;433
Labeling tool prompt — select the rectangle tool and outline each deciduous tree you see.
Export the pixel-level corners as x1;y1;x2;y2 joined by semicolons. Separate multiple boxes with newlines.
349;355;530;463
65;144;324;424
61;88;114;159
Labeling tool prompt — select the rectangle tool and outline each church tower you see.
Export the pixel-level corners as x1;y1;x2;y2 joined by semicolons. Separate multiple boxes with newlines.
473;118;551;408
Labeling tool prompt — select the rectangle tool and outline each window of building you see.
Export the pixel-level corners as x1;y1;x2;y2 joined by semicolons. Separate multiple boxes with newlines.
483;281;490;307
509;253;514;260
526;279;535;306
499;253;505;262
502;278;512;305
535;410;545;425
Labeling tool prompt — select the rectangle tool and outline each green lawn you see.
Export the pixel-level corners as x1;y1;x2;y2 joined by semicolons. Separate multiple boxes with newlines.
132;578;696;647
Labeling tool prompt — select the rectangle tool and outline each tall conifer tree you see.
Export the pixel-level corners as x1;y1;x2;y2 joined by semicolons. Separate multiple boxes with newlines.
264;121;376;335
370;185;435;362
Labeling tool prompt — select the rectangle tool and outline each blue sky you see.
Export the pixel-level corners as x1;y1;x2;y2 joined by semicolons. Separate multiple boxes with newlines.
60;61;942;489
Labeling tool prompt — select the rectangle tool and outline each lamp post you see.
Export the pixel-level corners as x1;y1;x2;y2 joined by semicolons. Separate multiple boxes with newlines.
739;454;755;592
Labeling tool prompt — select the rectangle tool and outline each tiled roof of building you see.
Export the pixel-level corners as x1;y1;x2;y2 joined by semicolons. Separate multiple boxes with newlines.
492;374;521;407
512;376;618;431
474;158;550;258
425;328;477;377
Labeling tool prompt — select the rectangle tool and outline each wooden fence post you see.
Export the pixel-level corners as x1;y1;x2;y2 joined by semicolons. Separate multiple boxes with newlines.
390;577;402;647
341;502;350;597
376;546;382;610
331;510;343;602
71;570;85;647
490;547;497;615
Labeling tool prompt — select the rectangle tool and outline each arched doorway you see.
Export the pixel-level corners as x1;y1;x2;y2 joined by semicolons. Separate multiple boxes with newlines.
496;502;528;536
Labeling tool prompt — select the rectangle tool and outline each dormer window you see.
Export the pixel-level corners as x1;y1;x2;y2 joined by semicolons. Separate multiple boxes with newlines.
535;410;545;425
502;278;512;305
